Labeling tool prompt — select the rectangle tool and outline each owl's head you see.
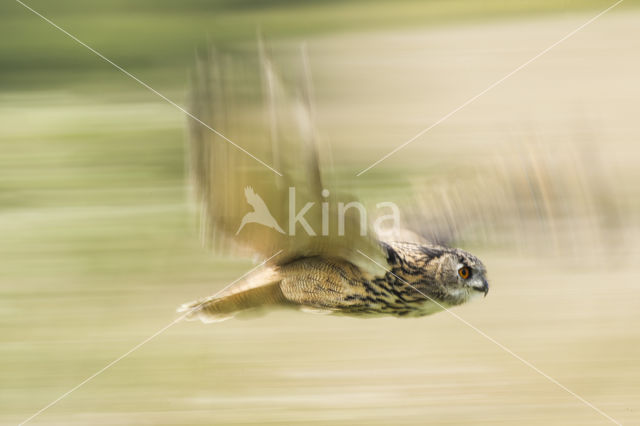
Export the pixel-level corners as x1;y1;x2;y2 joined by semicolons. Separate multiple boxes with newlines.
386;242;489;307
436;246;489;305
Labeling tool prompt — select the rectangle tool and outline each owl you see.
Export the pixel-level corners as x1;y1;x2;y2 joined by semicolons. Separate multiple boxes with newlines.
177;44;490;323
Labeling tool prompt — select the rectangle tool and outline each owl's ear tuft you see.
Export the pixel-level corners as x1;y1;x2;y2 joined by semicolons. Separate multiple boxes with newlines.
382;242;399;264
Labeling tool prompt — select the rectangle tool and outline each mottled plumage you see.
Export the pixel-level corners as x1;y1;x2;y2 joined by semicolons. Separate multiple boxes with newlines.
180;240;488;322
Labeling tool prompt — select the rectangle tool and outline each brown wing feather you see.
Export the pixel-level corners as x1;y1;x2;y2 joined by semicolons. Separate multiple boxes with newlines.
187;43;387;271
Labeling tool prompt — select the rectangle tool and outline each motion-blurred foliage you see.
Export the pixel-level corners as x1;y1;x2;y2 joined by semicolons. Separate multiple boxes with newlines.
2;0;637;91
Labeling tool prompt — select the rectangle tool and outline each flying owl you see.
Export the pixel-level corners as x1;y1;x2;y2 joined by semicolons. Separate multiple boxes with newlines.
179;41;617;323
178;44;490;323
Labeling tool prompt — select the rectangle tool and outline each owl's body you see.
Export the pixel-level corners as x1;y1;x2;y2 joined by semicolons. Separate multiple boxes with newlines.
180;241;488;322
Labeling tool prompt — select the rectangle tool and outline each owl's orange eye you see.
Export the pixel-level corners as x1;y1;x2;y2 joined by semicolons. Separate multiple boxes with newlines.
458;266;471;279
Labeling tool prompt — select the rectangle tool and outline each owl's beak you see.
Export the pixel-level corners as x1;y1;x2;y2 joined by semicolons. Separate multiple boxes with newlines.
471;278;489;297
480;278;489;297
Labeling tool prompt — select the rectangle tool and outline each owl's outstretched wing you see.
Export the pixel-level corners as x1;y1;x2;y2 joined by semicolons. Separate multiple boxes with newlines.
187;44;386;270
393;142;621;253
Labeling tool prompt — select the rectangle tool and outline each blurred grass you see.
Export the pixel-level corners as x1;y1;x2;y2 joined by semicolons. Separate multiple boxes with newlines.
2;0;639;91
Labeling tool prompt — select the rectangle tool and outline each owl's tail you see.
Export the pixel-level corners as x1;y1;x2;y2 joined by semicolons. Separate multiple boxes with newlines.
178;270;289;323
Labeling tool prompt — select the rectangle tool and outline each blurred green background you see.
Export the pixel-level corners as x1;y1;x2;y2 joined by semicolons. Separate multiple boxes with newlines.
1;0;637;91
2;1;640;425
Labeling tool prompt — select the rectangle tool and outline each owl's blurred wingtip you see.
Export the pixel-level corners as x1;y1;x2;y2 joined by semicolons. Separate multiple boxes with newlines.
177;300;234;323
